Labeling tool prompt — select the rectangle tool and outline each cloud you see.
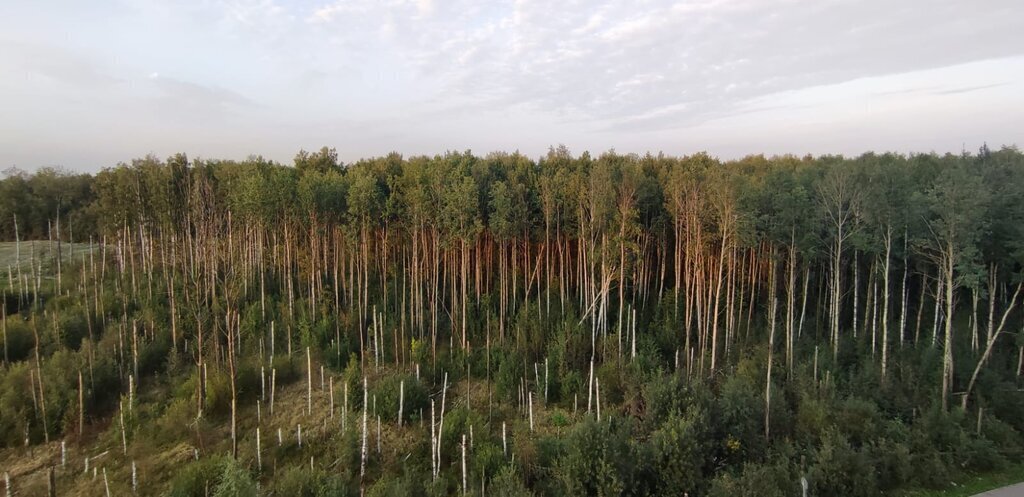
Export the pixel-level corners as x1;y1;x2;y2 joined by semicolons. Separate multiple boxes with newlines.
0;40;119;90
148;75;256;112
933;83;1007;96
1;0;1023;169
339;0;1024;130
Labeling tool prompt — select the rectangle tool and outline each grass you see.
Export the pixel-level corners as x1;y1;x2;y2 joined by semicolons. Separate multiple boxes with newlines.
0;240;96;273
893;463;1024;496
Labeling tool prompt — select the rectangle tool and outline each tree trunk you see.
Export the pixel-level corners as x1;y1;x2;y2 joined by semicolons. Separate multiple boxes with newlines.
941;249;955;412
962;281;1021;409
881;232;891;380
765;249;777;442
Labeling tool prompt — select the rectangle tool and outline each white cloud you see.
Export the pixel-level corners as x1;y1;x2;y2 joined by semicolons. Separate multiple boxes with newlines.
0;0;1022;169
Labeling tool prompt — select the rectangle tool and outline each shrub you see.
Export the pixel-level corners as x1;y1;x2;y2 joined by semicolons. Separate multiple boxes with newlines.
58;309;90;350
555;416;635;496
164;456;228;497
272;465;328;497
808;430;876;497
212;457;257;497
2;317;33;362
868;438;912;490
370;374;427;423
137;331;171;377
203;371;233;417
0;363;33;447
707;448;800;497
366;466;426;497
489;466;534;497
715;373;766;463
648;409;711;496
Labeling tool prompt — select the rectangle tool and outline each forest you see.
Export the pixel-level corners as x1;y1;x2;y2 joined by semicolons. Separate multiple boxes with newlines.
0;144;1023;496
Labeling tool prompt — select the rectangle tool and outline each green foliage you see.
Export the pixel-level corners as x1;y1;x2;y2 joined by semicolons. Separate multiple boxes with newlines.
164;456;229;497
1;317;33;362
707;448;800;497
556;417;636;496
489;466;534;497
271;465;334;497
715;370;767;462
212;458;257;497
203;370;234;418
57;308;90;350
0;362;33;446
3;146;1024;494
370;373;427;423
649;408;711;495
366;464;426;497
808;430;878;497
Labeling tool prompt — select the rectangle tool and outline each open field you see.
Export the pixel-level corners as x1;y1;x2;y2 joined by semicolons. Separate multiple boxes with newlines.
0;241;97;274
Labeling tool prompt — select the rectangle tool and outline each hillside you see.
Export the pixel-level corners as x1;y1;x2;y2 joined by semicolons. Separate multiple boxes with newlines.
2;148;1024;496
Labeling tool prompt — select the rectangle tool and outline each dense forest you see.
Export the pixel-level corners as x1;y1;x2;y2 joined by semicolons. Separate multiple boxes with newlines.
1;144;1023;496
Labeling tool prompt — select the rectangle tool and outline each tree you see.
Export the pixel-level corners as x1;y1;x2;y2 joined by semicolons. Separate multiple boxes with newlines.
817;159;863;362
917;155;990;411
860;153;914;380
649;410;710;495
294;146;340;175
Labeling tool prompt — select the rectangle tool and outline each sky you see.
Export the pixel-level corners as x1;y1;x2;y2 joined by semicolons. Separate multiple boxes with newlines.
1;0;1023;171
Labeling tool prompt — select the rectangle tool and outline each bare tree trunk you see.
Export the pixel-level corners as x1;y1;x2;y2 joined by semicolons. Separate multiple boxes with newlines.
229;334;237;459
798;266;810;339
2;303;7;365
941;250;955;412
853;251;859;339
881;232;892;380
765;249;777;442
33;322;49;443
461;433;467;496
307;347;313;416
360;377;368;480
78;370;84;437
986;264;997;346
962;281;1021;409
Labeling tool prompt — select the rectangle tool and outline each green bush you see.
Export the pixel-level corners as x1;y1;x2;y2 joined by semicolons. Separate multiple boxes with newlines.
164;456;228;497
555;416;636;496
370;374;427;423
2;317;33;362
489;466;534;497
0;363;33;446
137;331;172;377
715;372;767;463
212;457;257;497
493;348;523;402
808;430;876;497
155;396;197;445
868;438;912;490
648;408;710;496
271;465;328;497
58;309;90;350
203;371;233;417
366;467;426;497
707;448;800;497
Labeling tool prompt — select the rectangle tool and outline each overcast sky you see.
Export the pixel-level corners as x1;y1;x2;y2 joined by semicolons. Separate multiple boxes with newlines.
2;0;1022;171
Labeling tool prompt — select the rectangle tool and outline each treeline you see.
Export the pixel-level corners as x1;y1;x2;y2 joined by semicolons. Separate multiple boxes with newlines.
0;166;94;241
2;144;1024;495
6;145;1024;405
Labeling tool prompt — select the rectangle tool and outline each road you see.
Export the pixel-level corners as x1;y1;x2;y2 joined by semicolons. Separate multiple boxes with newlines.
975;482;1024;496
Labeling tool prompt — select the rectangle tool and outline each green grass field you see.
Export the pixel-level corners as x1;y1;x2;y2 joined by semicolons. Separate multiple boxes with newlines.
0;240;97;274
